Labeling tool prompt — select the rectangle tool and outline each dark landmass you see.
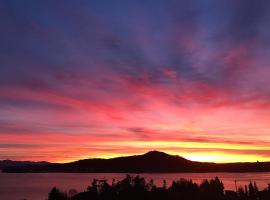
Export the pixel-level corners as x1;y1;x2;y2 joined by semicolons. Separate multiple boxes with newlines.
3;151;270;173
48;175;270;200
0;159;50;170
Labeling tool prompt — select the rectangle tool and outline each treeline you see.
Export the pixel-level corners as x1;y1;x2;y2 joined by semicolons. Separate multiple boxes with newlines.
48;175;270;200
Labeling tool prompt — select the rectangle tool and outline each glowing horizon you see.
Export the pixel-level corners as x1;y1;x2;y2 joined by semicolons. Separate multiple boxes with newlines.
1;0;270;163
55;150;270;164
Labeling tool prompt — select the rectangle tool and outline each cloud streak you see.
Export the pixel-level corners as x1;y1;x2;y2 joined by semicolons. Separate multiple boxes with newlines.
1;0;270;162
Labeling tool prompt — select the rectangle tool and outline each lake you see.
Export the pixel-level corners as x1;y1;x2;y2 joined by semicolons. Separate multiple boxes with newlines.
1;172;270;200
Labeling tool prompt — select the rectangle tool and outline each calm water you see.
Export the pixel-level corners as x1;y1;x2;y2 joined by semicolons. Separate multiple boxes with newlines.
1;172;270;200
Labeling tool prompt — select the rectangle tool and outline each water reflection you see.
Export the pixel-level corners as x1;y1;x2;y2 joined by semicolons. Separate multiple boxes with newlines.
1;172;270;200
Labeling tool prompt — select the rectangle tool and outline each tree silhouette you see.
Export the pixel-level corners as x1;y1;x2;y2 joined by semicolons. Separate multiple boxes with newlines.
46;175;270;200
48;187;67;200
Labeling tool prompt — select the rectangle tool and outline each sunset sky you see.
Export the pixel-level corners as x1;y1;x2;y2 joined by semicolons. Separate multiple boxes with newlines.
1;0;270;163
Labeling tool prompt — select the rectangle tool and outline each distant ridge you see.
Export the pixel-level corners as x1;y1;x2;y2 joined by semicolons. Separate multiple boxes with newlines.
0;160;50;170
3;151;270;173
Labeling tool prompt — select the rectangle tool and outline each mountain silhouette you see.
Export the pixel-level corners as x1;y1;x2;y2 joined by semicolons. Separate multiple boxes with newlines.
3;151;270;173
0;160;50;170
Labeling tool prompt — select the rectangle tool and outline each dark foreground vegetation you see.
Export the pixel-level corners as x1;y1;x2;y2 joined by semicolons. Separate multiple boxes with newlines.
48;175;270;200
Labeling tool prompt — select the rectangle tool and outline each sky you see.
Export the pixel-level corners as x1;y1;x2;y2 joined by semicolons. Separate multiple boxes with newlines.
1;0;270;163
